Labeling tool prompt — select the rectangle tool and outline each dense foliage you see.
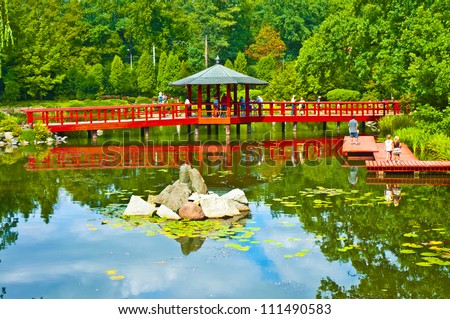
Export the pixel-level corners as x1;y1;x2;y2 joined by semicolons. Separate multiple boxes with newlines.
0;0;447;110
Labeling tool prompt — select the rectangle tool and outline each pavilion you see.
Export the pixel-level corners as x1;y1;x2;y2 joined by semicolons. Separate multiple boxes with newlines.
170;56;268;126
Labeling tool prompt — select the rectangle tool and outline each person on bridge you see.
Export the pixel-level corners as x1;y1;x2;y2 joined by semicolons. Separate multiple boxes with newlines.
221;94;227;117
348;115;359;144
213;96;219;117
240;97;246;116
291;95;296;115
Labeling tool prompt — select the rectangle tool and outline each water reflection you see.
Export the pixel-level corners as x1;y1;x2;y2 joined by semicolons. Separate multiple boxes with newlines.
1;135;450;298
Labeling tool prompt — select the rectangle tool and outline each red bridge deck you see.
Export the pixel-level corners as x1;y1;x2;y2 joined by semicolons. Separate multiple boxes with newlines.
22;101;401;132
365;160;450;173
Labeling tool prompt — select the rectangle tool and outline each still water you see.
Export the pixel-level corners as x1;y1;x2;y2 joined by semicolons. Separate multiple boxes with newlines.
1;124;449;299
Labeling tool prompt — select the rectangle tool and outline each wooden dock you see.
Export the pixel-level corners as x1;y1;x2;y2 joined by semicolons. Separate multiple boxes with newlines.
343;135;450;173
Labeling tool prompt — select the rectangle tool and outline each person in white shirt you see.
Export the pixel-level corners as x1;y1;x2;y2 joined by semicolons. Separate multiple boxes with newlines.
385;134;393;161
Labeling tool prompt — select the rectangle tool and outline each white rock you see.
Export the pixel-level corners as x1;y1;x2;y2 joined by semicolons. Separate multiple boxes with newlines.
4;132;14;141
156;204;181;220
221;188;249;204
123;195;156;216
200;197;241;218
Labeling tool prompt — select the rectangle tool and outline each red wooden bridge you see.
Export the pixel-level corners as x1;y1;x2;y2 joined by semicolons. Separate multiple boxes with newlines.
22;101;402;133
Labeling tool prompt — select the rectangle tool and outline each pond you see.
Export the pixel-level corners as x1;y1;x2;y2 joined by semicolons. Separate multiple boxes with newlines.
1;123;449;299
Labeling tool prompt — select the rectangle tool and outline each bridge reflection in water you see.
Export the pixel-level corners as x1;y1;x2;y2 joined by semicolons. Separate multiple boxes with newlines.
25;137;343;172
25;137;450;186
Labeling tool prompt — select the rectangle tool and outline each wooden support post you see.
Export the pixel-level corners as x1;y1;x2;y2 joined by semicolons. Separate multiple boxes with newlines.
281;122;286;132
337;121;341;134
187;125;191;135
323;122;327;131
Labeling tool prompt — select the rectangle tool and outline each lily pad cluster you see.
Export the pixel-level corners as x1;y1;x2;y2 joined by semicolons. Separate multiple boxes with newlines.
297;186;400;208
400;226;450;267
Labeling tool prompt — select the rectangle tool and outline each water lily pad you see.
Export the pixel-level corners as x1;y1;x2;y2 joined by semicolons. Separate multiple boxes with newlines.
415;262;432;267
225;243;249;251
284;254;294;259
400;249;415;254
402;243;423;249
105;269;117;275
421;252;438;257
403;232;419;238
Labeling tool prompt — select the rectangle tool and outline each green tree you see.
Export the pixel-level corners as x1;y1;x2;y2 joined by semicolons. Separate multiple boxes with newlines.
268;62;300;100
162;52;181;97
157;51;167;92
136;50;156;97
0;0;14;76
255;55;276;83
224;59;233;69
246;25;286;64
253;0;329;60
109;55;129;95
234;52;247;74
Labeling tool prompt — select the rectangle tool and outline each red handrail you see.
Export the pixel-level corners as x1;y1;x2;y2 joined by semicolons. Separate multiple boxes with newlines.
21;101;403;132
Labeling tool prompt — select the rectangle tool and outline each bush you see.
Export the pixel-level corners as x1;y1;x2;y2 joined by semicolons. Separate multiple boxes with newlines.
237;89;263;100
379;114;415;135
411;104;450;136
33;122;52;140
393;127;428;159
0;117;22;136
425;133;450;160
19;128;35;142
135;96;152;104
326;89;361;101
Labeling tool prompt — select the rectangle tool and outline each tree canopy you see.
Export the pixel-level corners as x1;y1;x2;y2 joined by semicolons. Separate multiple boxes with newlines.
0;0;448;111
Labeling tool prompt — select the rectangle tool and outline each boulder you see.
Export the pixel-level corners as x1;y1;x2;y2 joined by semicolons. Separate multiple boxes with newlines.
154;180;190;212
179;164;191;183
228;200;251;213
153;183;175;204
188;192;219;202
188;168;208;194
179;202;205;220
4;132;14;141
221;188;248;204
156;205;181;220
124;195;156;216
200;197;241;218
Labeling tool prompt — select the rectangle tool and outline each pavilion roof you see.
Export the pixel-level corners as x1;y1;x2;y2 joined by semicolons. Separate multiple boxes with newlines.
170;62;268;86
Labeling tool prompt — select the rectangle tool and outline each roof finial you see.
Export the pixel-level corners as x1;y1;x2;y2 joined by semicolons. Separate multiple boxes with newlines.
215;55;220;64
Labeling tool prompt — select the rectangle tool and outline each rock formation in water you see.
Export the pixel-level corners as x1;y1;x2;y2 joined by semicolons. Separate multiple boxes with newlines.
123;164;250;219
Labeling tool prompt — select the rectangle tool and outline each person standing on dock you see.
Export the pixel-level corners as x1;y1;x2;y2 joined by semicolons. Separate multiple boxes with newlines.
385;134;393;161
348;115;359;144
393;136;402;161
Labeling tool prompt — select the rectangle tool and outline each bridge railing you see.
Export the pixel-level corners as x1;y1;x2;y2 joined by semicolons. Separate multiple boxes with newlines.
23;100;402;128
